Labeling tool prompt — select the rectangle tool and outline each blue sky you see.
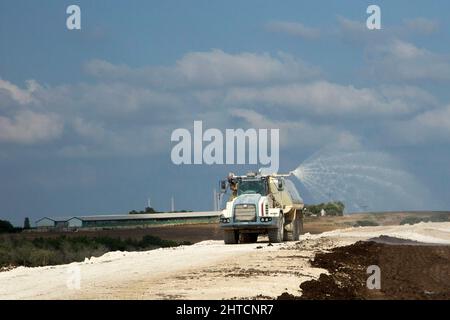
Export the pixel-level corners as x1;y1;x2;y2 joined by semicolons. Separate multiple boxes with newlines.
1;1;450;225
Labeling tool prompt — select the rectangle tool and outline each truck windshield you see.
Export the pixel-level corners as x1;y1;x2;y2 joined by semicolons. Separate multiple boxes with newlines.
237;179;267;196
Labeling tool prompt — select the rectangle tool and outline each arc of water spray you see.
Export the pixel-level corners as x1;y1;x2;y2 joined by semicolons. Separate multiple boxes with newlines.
292;150;428;212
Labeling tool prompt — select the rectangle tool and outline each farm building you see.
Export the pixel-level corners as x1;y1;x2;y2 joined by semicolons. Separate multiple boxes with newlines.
35;217;73;229
34;211;220;230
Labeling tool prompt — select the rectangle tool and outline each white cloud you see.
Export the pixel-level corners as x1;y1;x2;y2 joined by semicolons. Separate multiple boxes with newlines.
266;21;320;39
368;40;450;82
0;78;39;105
176;50;309;85
336;16;439;45
76;82;182;114
403;18;439;35
0;76;185;154
0;110;63;144
0;43;445;155
72;117;107;142
85;50;321;87
229;108;361;149
389;105;450;144
33;81;184;120
335;16;385;45
332;17;448;83
224;81;434;117
58;124;170;158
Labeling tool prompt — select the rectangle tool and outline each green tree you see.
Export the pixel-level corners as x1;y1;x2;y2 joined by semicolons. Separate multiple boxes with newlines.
304;201;345;216
129;207;158;214
0;220;14;233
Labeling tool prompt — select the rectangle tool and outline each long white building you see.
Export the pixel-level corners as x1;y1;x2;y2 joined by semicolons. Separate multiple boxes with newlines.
35;211;221;229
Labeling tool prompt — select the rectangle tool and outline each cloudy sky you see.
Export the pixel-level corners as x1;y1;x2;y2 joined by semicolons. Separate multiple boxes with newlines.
1;0;450;225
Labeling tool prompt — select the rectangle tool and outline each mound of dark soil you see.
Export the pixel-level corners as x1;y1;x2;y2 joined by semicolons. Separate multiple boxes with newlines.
279;238;450;300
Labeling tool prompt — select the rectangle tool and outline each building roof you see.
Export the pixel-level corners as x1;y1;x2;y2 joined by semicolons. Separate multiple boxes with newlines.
35;211;220;224
77;211;220;221
35;217;73;223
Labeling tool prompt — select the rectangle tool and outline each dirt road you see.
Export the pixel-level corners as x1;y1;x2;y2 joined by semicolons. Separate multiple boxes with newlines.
1;222;449;300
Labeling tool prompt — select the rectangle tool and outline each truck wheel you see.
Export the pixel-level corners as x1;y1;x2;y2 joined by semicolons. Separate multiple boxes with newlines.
284;217;298;241
224;230;238;244
268;216;284;243
298;212;304;236
240;233;258;243
293;217;301;241
285;211;303;241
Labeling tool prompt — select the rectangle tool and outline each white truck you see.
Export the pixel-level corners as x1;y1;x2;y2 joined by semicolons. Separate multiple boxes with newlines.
219;171;304;244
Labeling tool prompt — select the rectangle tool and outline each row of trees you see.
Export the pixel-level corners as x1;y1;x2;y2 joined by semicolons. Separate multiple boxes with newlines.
128;207;192;214
304;201;345;216
0;219;27;234
129;207;159;215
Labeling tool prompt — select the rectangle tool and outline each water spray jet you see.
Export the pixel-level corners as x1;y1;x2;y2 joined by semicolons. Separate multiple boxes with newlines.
290;150;430;213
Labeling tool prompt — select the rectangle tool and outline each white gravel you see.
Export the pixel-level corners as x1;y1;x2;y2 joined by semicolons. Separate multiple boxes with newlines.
0;222;448;300
307;221;450;244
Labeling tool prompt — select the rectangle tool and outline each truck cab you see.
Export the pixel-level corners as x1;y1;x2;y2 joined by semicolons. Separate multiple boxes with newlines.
219;171;304;244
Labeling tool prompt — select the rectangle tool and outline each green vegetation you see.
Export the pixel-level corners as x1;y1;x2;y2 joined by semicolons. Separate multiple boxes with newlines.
128;207;193;214
353;220;379;227
129;207;159;214
0;220;15;233
0;220;21;234
0;235;191;268
304;201;345;217
400;213;450;225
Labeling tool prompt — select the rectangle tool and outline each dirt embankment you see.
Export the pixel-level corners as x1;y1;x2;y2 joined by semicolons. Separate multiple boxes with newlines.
14;223;224;243
280;237;450;300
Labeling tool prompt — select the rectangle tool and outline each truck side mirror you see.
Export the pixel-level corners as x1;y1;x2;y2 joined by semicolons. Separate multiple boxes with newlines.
220;180;227;193
277;179;283;191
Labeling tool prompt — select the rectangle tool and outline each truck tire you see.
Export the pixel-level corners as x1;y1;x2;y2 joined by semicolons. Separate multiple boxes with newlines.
268;216;284;243
293;217;301;241
284;217;298;241
240;233;258;243
285;211;303;241
298;211;304;236
224;230;238;244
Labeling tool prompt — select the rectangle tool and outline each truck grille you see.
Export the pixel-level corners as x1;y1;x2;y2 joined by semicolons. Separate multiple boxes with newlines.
234;204;256;222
